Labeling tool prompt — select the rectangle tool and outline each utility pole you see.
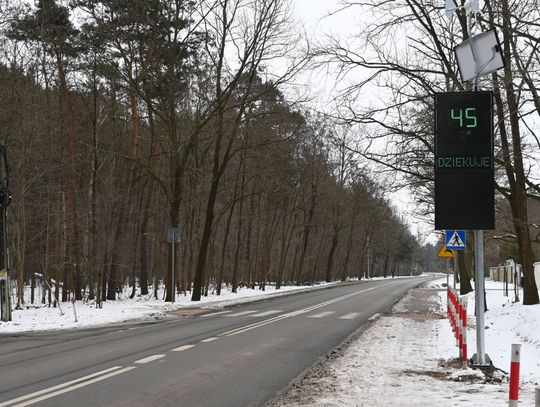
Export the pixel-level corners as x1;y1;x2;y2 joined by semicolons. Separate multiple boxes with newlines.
0;145;11;321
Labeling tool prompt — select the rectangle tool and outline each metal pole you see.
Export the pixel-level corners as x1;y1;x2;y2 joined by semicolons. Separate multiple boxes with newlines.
171;239;175;303
535;387;540;407
474;229;487;365
446;258;449;288
453;252;457;291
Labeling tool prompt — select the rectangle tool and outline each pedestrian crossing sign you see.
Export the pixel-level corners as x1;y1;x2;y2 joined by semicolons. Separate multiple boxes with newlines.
445;230;466;250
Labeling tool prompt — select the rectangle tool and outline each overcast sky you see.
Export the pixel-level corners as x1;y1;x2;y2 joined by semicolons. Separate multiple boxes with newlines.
291;0;440;244
292;0;358;41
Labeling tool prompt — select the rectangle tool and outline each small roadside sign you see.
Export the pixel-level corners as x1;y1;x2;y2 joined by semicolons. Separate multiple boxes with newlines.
167;227;181;244
438;244;454;258
446;230;466;250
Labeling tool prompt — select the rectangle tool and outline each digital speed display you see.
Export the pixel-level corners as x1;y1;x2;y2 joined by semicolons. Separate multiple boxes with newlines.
450;107;477;128
438;92;491;145
434;91;494;230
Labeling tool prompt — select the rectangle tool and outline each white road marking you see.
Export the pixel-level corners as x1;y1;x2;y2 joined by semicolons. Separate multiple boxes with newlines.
200;337;218;343
224;310;258;317
221;283;392;337
308;311;335;319
134;354;166;364
251;310;282;317
369;313;381;321
338;312;362;320
0;366;135;407
172;344;196;352
201;310;232;317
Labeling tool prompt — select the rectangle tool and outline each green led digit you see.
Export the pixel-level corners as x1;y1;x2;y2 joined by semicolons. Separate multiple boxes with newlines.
451;108;463;127
465;107;477;128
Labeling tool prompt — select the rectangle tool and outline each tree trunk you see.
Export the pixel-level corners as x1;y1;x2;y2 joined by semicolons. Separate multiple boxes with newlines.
498;0;538;305
325;232;338;282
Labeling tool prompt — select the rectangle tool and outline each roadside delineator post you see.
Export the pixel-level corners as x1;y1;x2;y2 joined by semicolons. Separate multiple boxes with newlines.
447;288;469;363
509;344;521;407
457;294;463;358
451;289;457;341
451;290;457;344
461;297;468;368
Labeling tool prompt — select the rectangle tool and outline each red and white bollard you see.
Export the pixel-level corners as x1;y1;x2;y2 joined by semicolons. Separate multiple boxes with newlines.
461;297;468;367
451;289;458;345
447;288;469;364
509;344;521;407
457;295;463;358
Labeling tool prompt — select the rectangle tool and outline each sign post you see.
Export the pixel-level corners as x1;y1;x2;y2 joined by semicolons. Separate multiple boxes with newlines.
438;13;503;366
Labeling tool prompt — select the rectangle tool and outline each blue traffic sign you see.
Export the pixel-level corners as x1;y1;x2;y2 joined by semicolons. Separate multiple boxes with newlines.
445;230;466;250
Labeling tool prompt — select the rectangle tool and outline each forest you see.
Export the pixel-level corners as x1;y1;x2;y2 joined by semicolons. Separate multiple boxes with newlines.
0;0;422;309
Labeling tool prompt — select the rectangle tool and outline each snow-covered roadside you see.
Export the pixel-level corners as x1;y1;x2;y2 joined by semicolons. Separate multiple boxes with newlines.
272;277;540;407
457;279;540;384
0;281;348;333
3;277;422;333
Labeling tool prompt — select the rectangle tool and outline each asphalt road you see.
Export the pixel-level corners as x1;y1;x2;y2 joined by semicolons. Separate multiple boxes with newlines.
0;276;432;407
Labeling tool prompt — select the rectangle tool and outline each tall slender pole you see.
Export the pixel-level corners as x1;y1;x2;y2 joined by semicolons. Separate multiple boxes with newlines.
474;229;487;365
171;239;175;303
453;252;457;291
446;257;450;288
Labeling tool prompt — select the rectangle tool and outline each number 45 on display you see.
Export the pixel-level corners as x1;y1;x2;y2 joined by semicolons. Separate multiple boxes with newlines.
451;107;477;128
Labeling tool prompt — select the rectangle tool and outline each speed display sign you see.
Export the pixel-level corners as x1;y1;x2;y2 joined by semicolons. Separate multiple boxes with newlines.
434;91;494;230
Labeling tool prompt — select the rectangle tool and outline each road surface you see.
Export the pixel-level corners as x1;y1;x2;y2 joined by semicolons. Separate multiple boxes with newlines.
0;277;430;407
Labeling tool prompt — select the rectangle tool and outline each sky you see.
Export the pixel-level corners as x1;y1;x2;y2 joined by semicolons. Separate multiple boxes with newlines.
291;0;439;244
291;0;364;37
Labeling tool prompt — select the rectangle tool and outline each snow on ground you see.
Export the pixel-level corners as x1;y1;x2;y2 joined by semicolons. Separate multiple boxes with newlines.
273;275;540;407
462;279;540;384
0;280;347;333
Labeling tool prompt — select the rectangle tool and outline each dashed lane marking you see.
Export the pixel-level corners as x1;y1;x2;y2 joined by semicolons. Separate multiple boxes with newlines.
338;312;362;320
219;284;391;337
134;354;166;364
171;344;196;352
200;337;218;343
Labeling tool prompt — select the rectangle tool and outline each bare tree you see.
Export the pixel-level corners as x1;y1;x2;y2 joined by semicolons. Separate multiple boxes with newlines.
316;0;539;303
